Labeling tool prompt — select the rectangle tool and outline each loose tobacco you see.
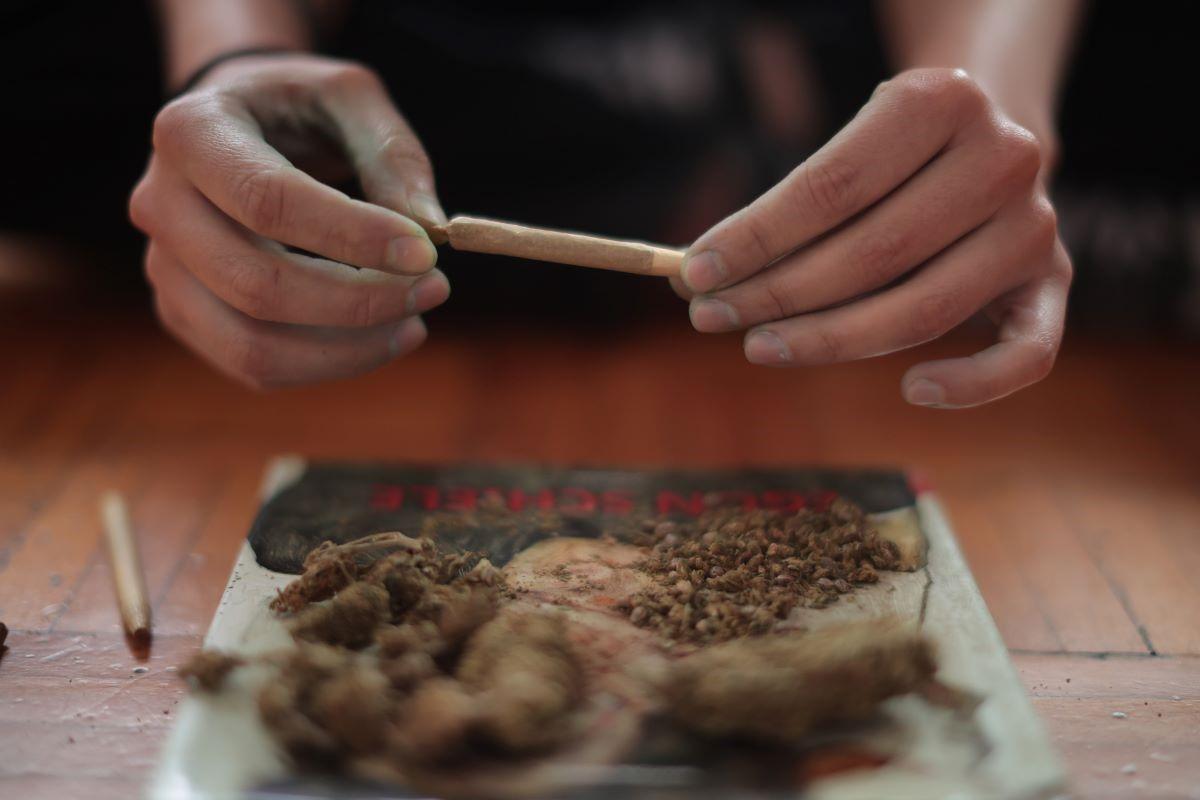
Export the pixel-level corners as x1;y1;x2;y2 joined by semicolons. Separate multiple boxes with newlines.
619;499;902;644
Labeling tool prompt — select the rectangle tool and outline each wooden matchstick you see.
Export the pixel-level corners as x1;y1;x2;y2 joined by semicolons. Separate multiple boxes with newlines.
100;491;151;642
430;215;685;277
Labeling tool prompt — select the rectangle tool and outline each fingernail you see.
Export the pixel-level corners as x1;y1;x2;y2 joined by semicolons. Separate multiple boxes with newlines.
905;378;945;406
745;330;792;364
410;193;448;227
388;235;437;273
689;297;740;332
681;250;727;293
406;270;450;314
389;317;427;358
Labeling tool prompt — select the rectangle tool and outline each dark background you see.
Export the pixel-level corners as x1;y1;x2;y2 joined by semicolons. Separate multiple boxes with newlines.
0;1;1194;332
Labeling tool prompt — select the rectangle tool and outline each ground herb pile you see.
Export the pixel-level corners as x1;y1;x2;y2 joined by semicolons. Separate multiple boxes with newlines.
179;500;940;794
619;499;902;644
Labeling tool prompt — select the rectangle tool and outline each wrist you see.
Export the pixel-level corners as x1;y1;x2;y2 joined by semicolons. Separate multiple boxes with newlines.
155;0;311;90
171;47;302;99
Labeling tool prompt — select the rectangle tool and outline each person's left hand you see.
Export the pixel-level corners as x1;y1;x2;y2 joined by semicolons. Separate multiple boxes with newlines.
676;68;1072;408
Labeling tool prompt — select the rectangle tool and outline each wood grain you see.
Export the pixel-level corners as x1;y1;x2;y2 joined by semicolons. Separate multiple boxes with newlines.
1;296;1197;799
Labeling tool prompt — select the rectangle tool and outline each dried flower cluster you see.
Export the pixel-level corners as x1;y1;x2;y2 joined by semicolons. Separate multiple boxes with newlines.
188;531;585;778
619;499;901;644
269;531;487;614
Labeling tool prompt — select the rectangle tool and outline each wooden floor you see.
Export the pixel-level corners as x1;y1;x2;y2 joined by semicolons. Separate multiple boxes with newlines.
1;291;1197;799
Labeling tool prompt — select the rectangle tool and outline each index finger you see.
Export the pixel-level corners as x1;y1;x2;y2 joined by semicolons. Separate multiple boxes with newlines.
682;69;987;293
152;92;437;275
321;76;447;232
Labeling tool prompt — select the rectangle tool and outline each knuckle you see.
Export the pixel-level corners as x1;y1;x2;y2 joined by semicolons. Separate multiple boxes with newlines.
760;279;798;320
898;68;986;117
1053;250;1074;285
849;230;904;288
318;218;357;263
1026;197;1060;249
142;246;163;287
150;103;185;152
993;126;1042;187
911;289;963;341
151;95;206;153
222;256;280;319
344;290;377;328
378;133;432;178
739;213;776;268
811;327;842;363
328;61;377;90
128;179;156;232
233;166;288;233
799;156;859;218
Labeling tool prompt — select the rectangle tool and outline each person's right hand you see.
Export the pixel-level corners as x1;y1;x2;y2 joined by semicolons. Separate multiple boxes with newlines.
130;54;449;389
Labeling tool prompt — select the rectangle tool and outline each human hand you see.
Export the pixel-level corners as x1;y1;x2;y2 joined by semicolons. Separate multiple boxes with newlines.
131;54;449;389
677;69;1072;408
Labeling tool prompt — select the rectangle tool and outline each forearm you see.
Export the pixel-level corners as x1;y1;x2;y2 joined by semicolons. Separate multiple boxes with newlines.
878;0;1083;160
153;0;313;90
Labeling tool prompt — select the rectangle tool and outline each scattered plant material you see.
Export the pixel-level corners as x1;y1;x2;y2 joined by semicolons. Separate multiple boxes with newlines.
181;498;941;796
179;650;244;692
619;499;902;644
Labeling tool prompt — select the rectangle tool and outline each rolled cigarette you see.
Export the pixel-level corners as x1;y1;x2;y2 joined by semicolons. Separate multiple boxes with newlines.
432;215;684;277
100;491;152;642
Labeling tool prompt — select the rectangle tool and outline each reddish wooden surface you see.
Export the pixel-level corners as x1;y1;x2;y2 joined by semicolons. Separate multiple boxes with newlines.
1;294;1198;799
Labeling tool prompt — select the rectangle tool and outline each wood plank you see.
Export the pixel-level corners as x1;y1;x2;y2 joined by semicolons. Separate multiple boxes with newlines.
939;478;1065;652
0;775;146;800
1015;653;1200;799
0;455;148;631
949;473;1146;654
151;456;276;636
52;453;229;635
1053;474;1200;656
